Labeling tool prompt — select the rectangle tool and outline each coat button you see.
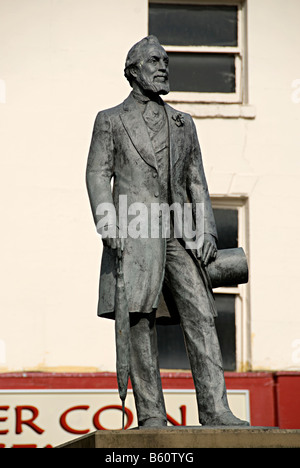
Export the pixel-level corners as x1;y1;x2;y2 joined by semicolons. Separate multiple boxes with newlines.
152;172;157;178
154;191;159;198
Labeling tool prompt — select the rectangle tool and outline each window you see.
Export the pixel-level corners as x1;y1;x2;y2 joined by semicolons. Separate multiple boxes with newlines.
149;1;246;104
211;206;238;370
157;197;250;372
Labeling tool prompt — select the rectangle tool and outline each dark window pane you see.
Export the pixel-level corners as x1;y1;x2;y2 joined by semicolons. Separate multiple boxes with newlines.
157;295;236;371
149;4;238;47
168;52;235;93
214;294;236;371
157;324;190;369
213;208;238;249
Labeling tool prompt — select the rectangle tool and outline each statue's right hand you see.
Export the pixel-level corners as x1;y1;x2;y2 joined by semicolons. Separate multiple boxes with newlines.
102;236;123;251
101;225;124;252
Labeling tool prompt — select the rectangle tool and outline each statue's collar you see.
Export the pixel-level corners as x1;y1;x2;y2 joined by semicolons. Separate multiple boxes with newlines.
132;90;150;104
131;89;163;106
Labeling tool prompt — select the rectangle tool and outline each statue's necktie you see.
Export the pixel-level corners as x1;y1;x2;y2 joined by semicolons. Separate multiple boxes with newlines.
143;100;165;133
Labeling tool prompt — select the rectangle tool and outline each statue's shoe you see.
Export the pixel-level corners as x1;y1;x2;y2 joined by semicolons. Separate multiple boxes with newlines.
201;411;250;427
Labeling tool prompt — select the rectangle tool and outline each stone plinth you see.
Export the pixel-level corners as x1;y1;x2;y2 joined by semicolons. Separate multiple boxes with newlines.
57;426;300;448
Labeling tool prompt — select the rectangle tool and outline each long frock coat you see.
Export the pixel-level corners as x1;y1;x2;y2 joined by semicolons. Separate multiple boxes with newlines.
86;92;218;323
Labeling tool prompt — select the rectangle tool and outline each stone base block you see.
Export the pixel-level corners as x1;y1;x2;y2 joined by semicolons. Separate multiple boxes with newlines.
57;426;300;449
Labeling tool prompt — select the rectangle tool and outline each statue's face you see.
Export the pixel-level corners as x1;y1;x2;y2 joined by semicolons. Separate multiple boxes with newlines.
133;44;170;95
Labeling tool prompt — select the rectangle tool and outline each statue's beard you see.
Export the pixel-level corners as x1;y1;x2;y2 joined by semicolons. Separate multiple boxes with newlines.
136;72;170;96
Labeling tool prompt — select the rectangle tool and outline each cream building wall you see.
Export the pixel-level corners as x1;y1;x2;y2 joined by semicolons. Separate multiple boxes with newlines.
0;0;299;373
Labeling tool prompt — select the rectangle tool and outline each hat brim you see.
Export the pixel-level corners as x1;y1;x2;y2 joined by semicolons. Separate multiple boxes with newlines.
207;247;249;289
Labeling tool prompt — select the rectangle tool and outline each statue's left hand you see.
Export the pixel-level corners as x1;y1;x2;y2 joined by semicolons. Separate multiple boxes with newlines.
198;234;217;266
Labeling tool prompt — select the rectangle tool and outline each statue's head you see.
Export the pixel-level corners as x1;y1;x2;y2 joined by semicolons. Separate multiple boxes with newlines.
124;35;170;96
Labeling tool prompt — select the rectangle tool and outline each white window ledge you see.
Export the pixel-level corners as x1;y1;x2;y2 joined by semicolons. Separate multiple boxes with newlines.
165;102;256;119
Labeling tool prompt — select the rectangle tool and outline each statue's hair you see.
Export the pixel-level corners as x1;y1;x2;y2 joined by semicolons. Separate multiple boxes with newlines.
124;35;162;85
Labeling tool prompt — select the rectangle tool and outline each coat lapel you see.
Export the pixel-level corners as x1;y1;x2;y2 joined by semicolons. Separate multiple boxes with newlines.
120;93;158;171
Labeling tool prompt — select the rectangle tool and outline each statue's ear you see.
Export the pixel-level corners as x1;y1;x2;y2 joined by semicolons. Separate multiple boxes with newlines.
129;65;138;79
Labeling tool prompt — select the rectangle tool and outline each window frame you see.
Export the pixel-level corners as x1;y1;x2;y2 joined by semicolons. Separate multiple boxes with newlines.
211;196;251;372
149;0;246;104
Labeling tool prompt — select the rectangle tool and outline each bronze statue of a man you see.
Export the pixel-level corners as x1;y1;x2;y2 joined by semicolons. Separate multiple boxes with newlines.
86;36;249;427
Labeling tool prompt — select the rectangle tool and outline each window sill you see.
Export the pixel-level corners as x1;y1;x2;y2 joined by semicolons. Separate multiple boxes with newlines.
164;102;256;120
